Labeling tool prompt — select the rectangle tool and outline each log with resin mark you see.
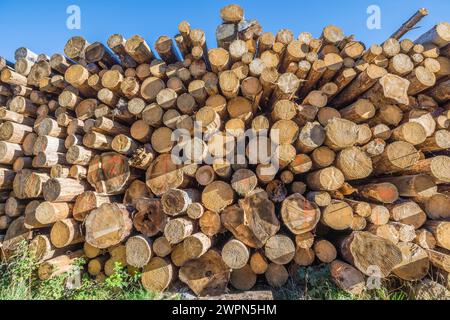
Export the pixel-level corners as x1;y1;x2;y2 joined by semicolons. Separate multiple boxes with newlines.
281;193;321;235
87;152;138;195
356;182;399;204
179;250;230;297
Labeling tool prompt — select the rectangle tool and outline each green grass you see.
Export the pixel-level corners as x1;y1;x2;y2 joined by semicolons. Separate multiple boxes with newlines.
0;241;180;301
273;264;408;301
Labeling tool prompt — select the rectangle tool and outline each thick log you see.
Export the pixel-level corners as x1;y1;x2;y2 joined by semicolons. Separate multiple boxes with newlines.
281;193;321;235
330;260;366;295
322;200;354;230
202;181;235;213
179;250;230;297
264;234;295;265
85;202;133;249
332;65;387;107
336;146;373;180
133;198;167;238
141;257;174;292
339;231;402;277
87;152;136;195
415;22;450;48
73;191;113;222
222;239;250;269
375;175;437;199
222;195;279;248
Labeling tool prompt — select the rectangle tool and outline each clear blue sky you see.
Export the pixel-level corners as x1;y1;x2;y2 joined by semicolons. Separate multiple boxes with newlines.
0;0;449;62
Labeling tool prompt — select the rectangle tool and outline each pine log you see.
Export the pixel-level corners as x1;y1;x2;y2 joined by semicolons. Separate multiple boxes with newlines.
330;260;366;295
133;197;168;238
387;201;427;229
332;65;387;107
222;195;279;248
179;250;230;296
37;250;84;280
50;218;84;248
375;175;437;199
73;191;113;222
141;257;174;292
222;239;250;269
43;178;89;202
199;210;223;237
393;242;429;281
264;234;295;265
339;231;402;277
125;235;153;268
321;200;354;230
13;169;50;199
85;203;133;249
307;166;345;191
425;221;450;250
372;141;420;174
336;146;373;180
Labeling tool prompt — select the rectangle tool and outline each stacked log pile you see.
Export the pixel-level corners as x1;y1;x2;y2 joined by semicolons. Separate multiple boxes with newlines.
0;4;450;296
